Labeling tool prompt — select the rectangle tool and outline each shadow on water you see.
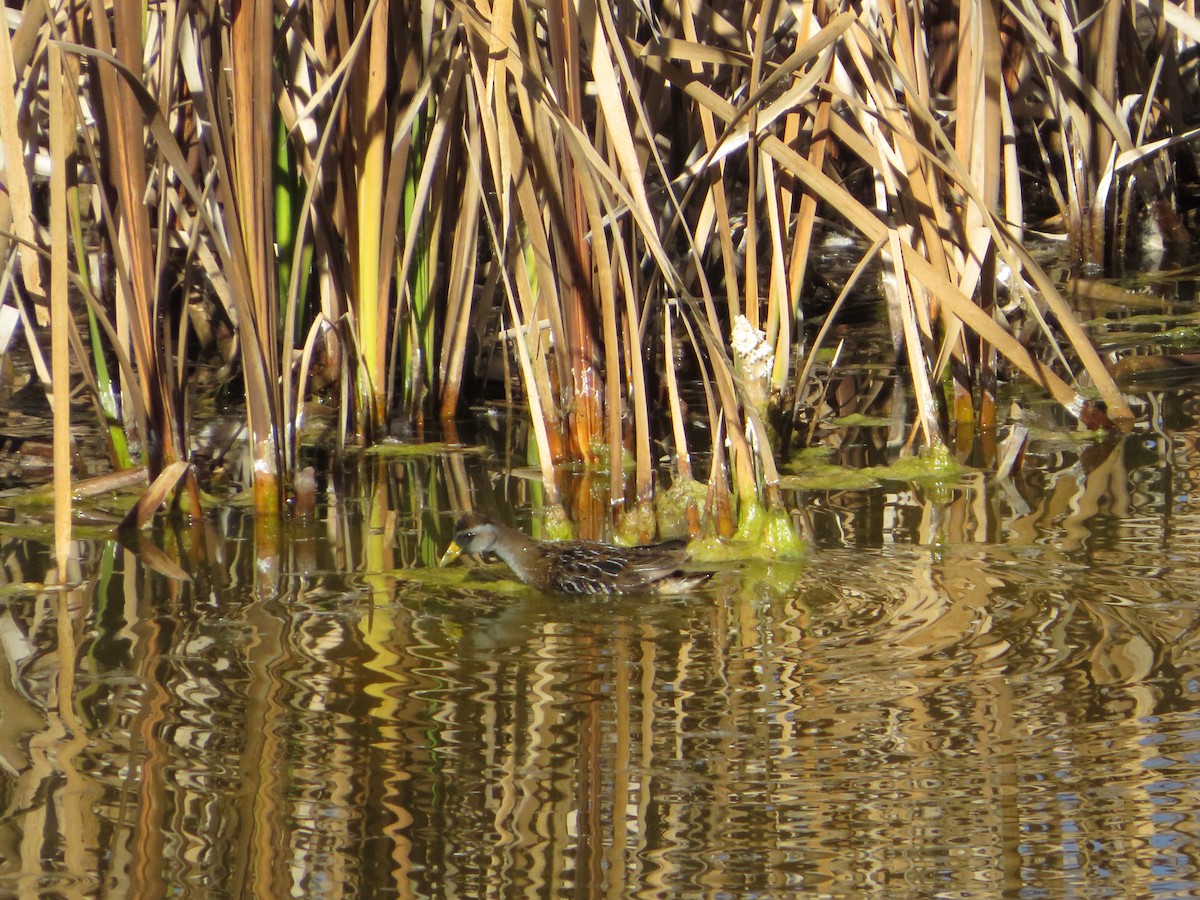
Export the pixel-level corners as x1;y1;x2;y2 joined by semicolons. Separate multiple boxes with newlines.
3;403;1200;897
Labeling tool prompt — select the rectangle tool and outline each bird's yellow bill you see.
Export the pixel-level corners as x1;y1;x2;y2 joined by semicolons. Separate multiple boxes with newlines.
439;541;464;567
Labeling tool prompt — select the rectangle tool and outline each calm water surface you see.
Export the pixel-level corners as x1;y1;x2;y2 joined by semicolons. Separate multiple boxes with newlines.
1;414;1200;898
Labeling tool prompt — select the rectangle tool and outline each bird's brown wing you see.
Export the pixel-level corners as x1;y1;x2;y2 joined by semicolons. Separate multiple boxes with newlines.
545;542;693;594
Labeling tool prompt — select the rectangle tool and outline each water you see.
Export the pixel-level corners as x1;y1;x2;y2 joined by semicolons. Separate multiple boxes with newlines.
2;409;1200;898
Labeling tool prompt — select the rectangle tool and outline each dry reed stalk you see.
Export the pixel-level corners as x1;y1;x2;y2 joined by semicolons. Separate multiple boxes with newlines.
86;0;178;475
351;0;390;432
49;40;71;573
0;8;46;321
228;0;283;511
437;74;483;419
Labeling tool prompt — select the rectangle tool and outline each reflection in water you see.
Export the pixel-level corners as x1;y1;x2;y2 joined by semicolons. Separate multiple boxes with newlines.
0;433;1199;896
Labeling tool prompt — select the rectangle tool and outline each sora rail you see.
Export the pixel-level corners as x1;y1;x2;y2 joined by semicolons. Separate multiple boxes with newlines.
440;512;710;595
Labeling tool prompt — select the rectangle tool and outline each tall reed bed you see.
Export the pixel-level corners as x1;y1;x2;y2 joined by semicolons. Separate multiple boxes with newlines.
3;1;1194;540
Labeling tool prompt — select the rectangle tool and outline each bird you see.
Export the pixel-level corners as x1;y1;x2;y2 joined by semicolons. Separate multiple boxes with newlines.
439;512;711;595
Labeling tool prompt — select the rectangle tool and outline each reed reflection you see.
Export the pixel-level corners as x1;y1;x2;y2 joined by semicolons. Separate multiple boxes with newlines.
0;439;1196;896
